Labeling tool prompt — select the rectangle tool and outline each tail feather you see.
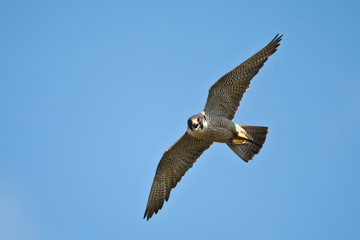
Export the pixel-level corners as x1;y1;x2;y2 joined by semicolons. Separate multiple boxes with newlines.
227;125;268;162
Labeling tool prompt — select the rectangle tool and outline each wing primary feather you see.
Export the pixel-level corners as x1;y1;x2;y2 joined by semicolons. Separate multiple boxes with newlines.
203;34;282;120
143;133;213;220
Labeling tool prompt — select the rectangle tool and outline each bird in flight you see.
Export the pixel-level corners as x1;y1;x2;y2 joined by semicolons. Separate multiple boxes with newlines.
144;34;283;220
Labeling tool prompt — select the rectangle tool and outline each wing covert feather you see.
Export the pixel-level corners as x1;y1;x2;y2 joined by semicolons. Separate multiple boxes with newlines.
204;34;282;120
144;132;213;220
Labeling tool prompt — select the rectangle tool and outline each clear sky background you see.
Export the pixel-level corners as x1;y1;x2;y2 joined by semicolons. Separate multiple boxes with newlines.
1;0;359;239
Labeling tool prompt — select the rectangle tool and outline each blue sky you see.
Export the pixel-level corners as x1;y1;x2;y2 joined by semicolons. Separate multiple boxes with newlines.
1;0;359;239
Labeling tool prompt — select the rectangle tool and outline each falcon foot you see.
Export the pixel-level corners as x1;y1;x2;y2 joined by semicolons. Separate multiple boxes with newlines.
228;132;248;144
229;139;246;144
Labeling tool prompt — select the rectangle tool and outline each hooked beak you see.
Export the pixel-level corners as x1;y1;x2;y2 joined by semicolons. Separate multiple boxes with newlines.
188;119;199;131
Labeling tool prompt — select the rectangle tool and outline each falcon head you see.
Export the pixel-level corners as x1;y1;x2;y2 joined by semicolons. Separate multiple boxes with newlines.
187;113;206;132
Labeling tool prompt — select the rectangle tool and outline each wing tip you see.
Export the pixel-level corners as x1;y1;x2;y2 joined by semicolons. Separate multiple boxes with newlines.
270;33;283;47
143;208;154;221
265;33;283;57
143;209;149;220
143;198;166;221
271;33;283;42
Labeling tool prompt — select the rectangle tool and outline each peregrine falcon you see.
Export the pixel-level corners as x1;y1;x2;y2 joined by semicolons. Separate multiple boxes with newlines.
144;34;282;220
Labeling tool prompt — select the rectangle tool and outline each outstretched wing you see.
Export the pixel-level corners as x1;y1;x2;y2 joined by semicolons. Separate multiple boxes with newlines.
204;34;282;120
144;132;213;220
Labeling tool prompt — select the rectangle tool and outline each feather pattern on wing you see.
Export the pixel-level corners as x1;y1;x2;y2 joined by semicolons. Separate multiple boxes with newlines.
204;34;282;120
143;132;213;220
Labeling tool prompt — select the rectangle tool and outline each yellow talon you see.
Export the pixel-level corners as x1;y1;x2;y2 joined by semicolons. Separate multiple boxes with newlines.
238;132;248;139
232;139;247;144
